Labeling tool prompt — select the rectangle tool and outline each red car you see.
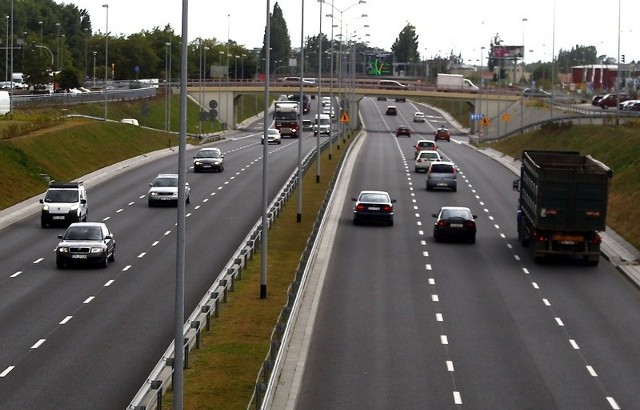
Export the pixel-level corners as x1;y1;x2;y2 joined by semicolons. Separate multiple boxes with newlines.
434;127;451;142
396;125;411;137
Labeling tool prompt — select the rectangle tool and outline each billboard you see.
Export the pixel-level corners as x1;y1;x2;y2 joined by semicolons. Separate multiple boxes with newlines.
492;45;524;59
366;52;392;76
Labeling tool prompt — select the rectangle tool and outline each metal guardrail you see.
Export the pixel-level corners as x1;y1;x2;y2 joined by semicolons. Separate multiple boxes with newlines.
478;101;640;143
247;128;355;410
127;128;347;410
12;87;157;108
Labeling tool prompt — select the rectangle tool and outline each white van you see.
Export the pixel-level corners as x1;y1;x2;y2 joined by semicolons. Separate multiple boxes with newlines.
120;118;139;126
313;114;331;136
0;90;9;116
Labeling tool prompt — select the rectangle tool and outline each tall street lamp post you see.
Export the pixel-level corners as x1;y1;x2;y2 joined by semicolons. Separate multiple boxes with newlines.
55;22;60;71
92;50;97;88
102;3;108;121
38;21;42;56
84;28;89;82
234;55;239;80
5;16;8;83
165;42;171;131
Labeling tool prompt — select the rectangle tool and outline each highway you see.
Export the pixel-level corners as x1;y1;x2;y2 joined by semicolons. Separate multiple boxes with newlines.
0;114;323;409
286;97;640;409
1;95;639;409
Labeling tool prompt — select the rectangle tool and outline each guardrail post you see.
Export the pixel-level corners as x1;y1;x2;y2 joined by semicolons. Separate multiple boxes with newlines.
201;305;211;331
191;321;201;349
183;338;190;369
150;380;163;410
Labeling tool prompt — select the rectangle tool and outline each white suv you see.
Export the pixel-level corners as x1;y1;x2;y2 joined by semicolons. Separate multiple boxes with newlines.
39;181;88;228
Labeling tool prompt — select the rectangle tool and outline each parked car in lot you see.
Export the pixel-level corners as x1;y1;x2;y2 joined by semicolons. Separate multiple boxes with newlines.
619;99;640;110
415;150;441;173
414;139;438;158
522;88;551;98
193;147;224;172
426;161;457;191
434;126;451;142
352;190;396;226
55;222;116;268
262;128;282;144
385;105;398;115
598;93;629;109
432;206;477;243
396;125;411;137
148;173;190;207
413;112;426;122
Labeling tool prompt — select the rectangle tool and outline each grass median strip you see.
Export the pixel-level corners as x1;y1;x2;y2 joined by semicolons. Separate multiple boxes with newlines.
163;133;357;409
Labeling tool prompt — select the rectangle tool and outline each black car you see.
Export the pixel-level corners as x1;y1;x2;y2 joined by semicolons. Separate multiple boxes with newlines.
591;95;604;106
55;222;116;268
352;190;396;226
385;106;398;115
432;206;477;243
193;147;224;172
395;97;406;102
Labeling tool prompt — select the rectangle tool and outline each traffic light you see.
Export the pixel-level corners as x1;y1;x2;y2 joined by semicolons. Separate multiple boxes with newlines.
622;54;625;63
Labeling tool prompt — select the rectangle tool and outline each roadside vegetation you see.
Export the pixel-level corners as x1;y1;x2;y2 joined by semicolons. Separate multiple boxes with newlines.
1;93;639;408
0;91;270;209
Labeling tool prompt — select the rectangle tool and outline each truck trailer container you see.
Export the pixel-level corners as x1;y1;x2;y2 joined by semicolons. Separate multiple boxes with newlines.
273;101;300;138
513;150;612;265
436;73;479;93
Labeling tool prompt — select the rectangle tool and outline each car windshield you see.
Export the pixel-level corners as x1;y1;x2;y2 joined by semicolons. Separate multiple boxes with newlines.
44;189;78;203
268;129;280;135
197;150;220;158
359;193;389;203
441;209;471;220
420;152;439;160
153;177;178;187
430;164;454;173
64;226;103;240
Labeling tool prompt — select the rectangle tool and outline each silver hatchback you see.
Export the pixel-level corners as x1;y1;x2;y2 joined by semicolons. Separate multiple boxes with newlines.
426;161;457;192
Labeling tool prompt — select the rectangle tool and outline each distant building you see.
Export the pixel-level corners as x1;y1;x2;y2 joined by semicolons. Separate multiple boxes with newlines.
570;64;640;93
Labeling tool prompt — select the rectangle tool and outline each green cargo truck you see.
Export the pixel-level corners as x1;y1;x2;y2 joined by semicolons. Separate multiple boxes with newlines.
513;150;613;265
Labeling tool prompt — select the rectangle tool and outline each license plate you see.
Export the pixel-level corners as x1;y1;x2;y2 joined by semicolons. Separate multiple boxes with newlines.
560;241;576;245
437;183;448;186
368;206;380;210
451;223;463;228
72;254;87;259
202;164;212;168
52;216;65;220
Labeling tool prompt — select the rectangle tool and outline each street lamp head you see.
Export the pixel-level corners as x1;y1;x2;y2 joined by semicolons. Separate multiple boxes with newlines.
102;4;108;8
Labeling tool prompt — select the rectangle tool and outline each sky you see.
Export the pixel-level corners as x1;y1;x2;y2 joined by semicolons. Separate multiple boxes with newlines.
61;0;639;65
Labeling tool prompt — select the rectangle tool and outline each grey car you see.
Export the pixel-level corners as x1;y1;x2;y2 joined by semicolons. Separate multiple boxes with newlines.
193;147;224;172
426;161;457;192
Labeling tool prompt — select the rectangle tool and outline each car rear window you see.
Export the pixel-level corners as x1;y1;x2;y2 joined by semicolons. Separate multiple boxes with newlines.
430;163;454;173
418;141;435;148
419;152;440;160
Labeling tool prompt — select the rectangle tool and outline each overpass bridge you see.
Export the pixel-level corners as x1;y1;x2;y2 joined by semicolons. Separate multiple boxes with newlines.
185;83;520;133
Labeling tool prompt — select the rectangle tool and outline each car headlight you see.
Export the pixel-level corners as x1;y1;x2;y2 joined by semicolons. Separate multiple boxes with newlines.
70;204;79;211
90;247;103;253
42;204;49;211
57;247;68;253
149;191;158;196
194;161;202;166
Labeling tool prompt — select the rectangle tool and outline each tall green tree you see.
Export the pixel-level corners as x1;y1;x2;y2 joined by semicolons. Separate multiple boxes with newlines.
259;2;291;77
391;23;420;68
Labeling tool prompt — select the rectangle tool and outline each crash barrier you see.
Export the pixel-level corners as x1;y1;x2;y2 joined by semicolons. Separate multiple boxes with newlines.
247;128;357;409
127;127;351;409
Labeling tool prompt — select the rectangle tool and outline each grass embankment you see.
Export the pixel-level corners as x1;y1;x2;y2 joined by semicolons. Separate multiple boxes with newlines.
0;91;270;209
